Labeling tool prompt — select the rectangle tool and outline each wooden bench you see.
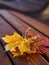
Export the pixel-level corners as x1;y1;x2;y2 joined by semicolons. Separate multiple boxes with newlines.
0;10;49;65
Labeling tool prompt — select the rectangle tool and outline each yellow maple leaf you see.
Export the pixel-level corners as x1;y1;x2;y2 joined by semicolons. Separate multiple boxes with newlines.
18;38;30;54
2;32;21;43
2;32;40;57
4;41;19;51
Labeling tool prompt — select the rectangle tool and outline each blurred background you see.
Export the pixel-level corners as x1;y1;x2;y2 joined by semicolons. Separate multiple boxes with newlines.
0;0;49;23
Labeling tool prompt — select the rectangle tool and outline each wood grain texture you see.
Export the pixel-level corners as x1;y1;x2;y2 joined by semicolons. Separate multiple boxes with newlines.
45;48;49;58
0;42;12;65
0;17;14;37
0;16;37;65
0;10;49;65
9;11;49;37
9;10;49;59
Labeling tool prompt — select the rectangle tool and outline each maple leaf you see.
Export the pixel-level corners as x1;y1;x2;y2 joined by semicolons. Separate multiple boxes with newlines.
2;31;49;57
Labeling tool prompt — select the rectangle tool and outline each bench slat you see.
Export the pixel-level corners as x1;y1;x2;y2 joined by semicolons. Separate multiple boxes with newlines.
0;43;12;65
1;10;49;58
9;11;49;59
0;17;13;65
10;11;49;37
0;16;37;65
0;10;49;65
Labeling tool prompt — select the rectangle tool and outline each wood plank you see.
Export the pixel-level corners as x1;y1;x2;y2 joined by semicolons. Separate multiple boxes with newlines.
0;17;16;65
0;16;37;65
42;48;49;62
28;54;49;65
10;11;49;61
45;48;49;58
0;43;12;65
9;11;49;38
0;18;12;65
8;11;49;58
0;10;40;35
0;10;49;65
0;17;14;37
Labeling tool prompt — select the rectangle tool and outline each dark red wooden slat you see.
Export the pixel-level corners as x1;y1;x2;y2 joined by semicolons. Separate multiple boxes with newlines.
0;17;14;37
0;17;13;65
0;44;13;65
9;11;49;59
0;16;37;65
0;44;12;65
10;11;49;37
45;48;49;58
0;10;49;65
9;11;49;60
